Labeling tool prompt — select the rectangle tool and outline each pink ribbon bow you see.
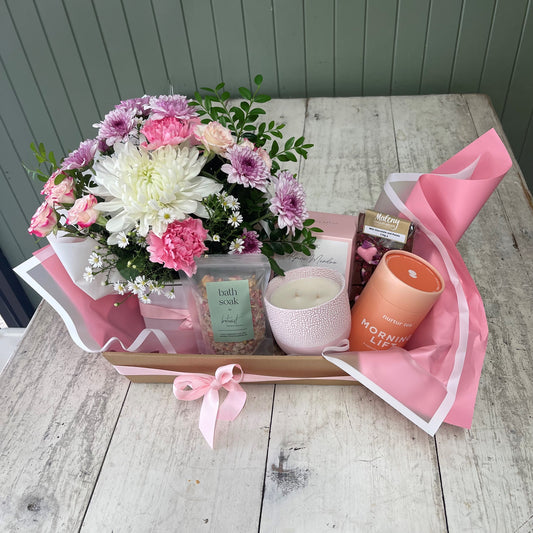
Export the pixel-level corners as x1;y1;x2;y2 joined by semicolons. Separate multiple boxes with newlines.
173;364;247;448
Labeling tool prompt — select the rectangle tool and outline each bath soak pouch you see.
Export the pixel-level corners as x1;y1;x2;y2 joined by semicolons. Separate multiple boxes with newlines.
188;255;273;355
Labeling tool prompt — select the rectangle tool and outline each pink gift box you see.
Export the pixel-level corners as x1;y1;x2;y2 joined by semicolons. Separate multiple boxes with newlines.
273;211;357;292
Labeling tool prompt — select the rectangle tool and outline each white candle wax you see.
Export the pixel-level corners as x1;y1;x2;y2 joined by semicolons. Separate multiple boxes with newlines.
269;276;340;310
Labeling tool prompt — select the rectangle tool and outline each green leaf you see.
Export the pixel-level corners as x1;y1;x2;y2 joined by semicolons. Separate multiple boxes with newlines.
221;91;231;101
311;227;324;233
238;86;252;100
240;101;250;112
303;218;315;227
255;94;271;103
271;130;283;139
285;152;298;162
200;86;216;93
284;137;295;150
268;257;285;276
254;74;263;85
215;81;225;91
295;136;304;147
270;140;279;156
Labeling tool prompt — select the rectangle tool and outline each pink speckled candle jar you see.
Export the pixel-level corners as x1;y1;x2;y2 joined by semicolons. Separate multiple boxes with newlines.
264;267;351;355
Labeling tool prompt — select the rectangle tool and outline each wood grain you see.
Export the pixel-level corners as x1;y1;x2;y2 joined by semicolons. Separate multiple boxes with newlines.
0;302;129;532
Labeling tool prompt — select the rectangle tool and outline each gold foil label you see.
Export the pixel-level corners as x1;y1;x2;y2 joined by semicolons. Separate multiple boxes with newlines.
363;210;412;244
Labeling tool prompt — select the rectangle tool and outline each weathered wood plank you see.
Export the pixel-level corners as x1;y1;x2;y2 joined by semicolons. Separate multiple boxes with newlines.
80;383;275;532
261;96;447;530
391;93;533;532
0;303;129;532
465;93;533;268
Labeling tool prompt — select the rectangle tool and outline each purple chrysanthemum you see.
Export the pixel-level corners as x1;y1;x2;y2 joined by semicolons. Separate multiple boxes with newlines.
147;95;197;121
62;139;98;170
114;96;151;117
241;229;262;254
94;108;138;147
269;171;308;235
221;145;270;192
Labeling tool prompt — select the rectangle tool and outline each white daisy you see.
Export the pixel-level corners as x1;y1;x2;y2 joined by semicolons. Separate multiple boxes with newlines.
165;289;176;300
229;238;245;254
139;294;151;304
113;281;127;295
114;231;129;248
212;234;220;242
227;211;243;227
83;266;95;282
226;195;240;211
88;252;103;268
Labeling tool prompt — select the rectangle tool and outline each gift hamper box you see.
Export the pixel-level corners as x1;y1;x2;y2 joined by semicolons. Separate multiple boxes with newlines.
15;75;513;442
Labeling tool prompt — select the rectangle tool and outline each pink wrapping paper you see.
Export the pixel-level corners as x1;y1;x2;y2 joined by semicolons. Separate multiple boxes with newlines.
325;128;512;433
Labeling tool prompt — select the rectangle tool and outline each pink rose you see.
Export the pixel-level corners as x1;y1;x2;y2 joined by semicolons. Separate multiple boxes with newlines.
195;121;234;154
42;170;76;206
28;202;57;237
147;218;208;276
66;195;99;228
141;116;199;149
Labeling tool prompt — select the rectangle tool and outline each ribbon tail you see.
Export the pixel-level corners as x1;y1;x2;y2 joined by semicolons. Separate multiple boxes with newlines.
217;386;247;421
198;388;219;449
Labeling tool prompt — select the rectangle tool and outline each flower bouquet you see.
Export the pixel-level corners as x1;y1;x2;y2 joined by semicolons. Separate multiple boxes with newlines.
26;75;318;308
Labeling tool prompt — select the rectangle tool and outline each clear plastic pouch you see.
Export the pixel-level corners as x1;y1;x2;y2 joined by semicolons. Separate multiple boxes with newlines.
187;255;273;355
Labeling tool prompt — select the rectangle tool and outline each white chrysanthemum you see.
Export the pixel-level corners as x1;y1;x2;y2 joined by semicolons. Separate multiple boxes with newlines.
89;143;221;242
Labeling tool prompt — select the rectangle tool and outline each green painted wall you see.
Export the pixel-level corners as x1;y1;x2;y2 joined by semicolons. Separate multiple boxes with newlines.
1;0;532;307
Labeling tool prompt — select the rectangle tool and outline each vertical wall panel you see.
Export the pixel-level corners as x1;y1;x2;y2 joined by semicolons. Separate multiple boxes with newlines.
62;0;121;118
501;2;533;156
92;0;144;99
273;0;306;97
420;0;463;93
181;0;222;89
334;0;366;96
211;0;251;94
5;0;82;148
479;0;529;115
0;1;62;159
450;0;495;93
152;0;196;97
34;0;100;140
242;0;279;96
364;0;398;95
122;0;170;96
518;115;533;182
392;0;430;94
305;0;335;96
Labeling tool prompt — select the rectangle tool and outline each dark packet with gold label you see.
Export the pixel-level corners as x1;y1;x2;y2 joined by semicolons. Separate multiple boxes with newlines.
351;209;416;300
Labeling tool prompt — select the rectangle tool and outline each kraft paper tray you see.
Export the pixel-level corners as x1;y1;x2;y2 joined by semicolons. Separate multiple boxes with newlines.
102;351;357;385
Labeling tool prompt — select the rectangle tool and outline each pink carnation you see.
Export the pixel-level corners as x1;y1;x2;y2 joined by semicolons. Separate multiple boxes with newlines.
141;116;199;150
28;202;57;237
66;195;99;228
147;218;208;276
42;170;76;206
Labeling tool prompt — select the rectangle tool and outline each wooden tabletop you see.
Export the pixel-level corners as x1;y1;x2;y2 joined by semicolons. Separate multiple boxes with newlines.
2;95;533;532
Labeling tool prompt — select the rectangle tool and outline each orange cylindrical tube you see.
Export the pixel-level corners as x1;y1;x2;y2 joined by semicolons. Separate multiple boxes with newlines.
349;250;445;351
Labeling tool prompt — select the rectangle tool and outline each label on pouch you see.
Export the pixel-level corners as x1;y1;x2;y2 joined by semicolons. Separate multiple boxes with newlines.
205;279;254;342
